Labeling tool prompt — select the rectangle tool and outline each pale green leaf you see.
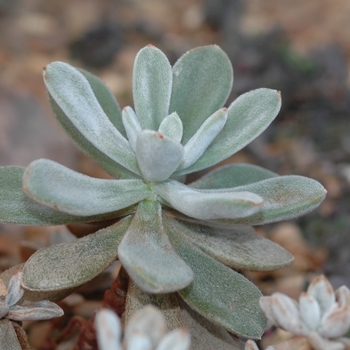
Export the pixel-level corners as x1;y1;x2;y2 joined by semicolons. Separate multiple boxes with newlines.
177;89;281;175
169;45;233;143
79;68;125;136
23;159;150;216
169;220;293;271
136;131;184;181
44;62;140;175
48;95;135;179
158;112;183;143
125;305;166;349
153;180;263;220
8;300;64;321
0;319;22;350
223;175;327;225
125;281;242;350
133;45;172;130
164;215;266;339
122;106;142;152
190;163;278;189
125;280;181;331
179;299;245;350
118;201;193;293
22;216;132;292
0;166;124;225
177;108;227;170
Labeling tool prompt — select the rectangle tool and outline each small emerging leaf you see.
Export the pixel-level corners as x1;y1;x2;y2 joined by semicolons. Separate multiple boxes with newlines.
177;108;227;170
136;131;184;181
158;112;183;143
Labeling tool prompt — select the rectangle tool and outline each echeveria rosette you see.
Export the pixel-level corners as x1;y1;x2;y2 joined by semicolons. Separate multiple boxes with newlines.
0;45;326;342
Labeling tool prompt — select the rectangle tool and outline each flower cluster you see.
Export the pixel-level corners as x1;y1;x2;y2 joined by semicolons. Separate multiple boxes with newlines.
0;269;63;349
259;275;350;350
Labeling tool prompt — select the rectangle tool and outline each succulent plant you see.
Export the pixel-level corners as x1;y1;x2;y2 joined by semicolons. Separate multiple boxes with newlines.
259;275;350;350
95;305;191;350
0;44;326;346
0;268;63;350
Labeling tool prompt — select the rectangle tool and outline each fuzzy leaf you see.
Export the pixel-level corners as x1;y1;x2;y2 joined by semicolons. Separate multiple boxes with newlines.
118;201;193;293
125;280;181;331
164;215;266;339
179;298;245;350
169;45;233;143
133;45;172;130
23;159;150;216
210;175;326;225
154;180;263;220
48;95;135;179
178;108;227;170
177;89;281;175
5;271;23;307
44;62;140;175
22;216;132;292
158;112;183;143
8;300;64;321
172;220;293;271
0;166;123;225
79;68;125;136
0;319;22;350
122;106;142;152
190;163;278;189
136;131;184;181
